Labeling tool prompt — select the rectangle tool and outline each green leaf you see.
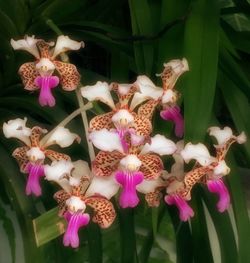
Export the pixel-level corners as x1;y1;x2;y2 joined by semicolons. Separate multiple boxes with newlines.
32;207;65;247
183;0;220;141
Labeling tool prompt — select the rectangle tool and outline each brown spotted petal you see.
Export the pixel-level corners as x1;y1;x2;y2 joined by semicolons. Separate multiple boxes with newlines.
36;40;54;58
53;60;80;91
137;99;159;120
139;154;163;180
145;188;163;207
12;146;30;172
183;166;214;199
85;196;116;228
92;151;123;177
18;62;39;91
44;149;71;161
89;112;114;132
132;114;152;139
30;126;47;147
111;82;137;106
54;190;71;216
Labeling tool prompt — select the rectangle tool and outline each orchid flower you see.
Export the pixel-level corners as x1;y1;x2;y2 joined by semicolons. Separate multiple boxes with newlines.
89;129;176;208
164;127;246;221
50;160;116;248
11;35;84;107
3;118;80;196
130;58;188;137
81;81;152;147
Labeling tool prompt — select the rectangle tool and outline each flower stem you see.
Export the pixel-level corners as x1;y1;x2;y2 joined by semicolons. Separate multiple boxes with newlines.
119;208;138;263
46;19;95;161
75;87;95;161
40;102;92;145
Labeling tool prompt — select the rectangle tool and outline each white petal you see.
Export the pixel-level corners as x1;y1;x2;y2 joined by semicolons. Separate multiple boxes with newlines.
43;126;80;148
111;109;134;128
10;36;40;58
163;58;189;75
85;175;119;199
113;83;134;95
26;147;45;161
52;35;84;59
89;129;124;152
236;131;247;144
3;117;31;146
35;58;55;75
140;134;176;155
130;75;163;110
120;154;142;171
69;160;91;188
44;160;74;192
181;143;215;166
213;160;230;177
208;126;233;145
81;81;115;109
136;177;164;194
161;89;178;104
66;196;86;212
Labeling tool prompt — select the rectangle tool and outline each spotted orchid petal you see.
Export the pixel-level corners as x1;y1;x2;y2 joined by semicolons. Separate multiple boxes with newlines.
44;160;74;192
207;179;230;212
52;35;84;59
63;211;90;248
81;81;115;109
11;36;40;59
3;118;32;146
165;194;194;221
85;175;119;199
181;143;216;166
160;106;184;138
140;134;176;156
43;127;80;148
25;163;45;196
158;58;189;90
130;75;163;110
85;196;116;228
89;129;124;152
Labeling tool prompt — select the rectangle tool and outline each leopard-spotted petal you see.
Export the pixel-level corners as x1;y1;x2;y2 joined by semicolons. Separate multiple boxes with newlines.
12;146;30;172
30;126;47;147
89;112;114;131
92;151;123;177
53;61;80;91
139;154;163;180
85;196;116;228
44;149;71;161
18;62;40;91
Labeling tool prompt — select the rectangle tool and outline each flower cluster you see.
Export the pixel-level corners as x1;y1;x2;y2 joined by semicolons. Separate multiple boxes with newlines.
3;35;246;248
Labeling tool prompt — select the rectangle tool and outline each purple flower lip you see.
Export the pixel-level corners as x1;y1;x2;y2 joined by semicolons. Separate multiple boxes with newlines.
207;179;230;212
63;211;90;248
35;75;59;107
25;162;45;196
115;171;144;208
160;106;184;138
165;194;194;221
